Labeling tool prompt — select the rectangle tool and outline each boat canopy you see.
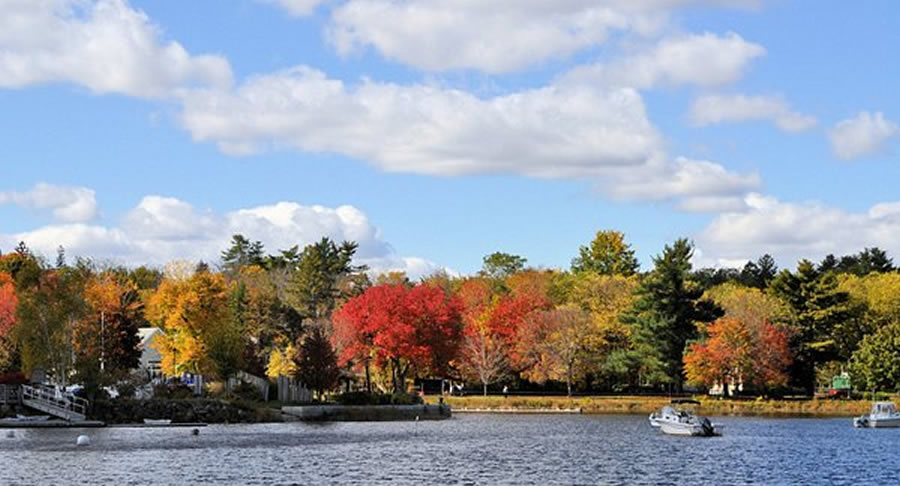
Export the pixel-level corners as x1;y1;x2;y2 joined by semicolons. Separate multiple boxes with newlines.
873;402;898;414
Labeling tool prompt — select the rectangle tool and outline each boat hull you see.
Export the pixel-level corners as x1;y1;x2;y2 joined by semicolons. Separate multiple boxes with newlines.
659;421;723;437
855;416;900;428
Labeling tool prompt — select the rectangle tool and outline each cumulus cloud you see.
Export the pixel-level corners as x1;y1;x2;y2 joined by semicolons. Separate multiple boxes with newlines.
598;156;761;202
179;66;757;205
689;94;817;132
828;111;899;160
696;193;900;268
0;195;443;278
260;0;329;16
179;66;663;176
561;32;765;89
327;1;757;73
0;183;98;222
0;0;232;98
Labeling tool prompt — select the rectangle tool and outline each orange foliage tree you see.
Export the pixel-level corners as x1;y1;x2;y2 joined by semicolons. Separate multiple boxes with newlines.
684;316;791;396
0;273;17;369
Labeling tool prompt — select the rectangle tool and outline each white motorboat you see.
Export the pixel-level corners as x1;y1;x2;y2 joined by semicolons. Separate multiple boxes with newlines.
143;419;172;425
648;406;679;428
854;402;900;428
651;400;723;437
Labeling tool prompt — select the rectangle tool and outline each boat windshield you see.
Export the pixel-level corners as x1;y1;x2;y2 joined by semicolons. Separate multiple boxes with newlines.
873;402;898;415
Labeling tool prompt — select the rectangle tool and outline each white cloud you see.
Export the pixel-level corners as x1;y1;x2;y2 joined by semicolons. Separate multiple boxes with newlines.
828;111;899;160
689;94;817;132
261;0;329;16
0;195;443;279
0;0;232;98
600;156;761;202
562;32;765;89
179;66;757;206
696;193;900;268
0;183;98;222
327;1;757;73
179;66;663;177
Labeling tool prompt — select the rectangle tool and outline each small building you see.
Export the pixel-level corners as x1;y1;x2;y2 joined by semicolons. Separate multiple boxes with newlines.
137;327;164;381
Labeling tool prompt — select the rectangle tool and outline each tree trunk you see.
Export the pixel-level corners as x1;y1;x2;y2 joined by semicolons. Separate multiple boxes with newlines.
365;359;372;393
722;378;729;398
483;382;488;396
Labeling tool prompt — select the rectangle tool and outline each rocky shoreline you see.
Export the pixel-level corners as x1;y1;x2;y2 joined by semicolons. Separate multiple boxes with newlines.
90;399;280;424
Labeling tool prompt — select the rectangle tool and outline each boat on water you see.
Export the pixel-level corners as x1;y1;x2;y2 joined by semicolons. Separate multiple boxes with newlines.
854;402;900;428
650;400;723;437
143;419;172;425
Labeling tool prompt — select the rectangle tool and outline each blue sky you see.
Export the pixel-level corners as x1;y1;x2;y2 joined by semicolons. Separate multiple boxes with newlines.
1;0;899;277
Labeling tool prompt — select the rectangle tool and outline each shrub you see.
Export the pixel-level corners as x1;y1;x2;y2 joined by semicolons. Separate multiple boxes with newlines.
333;391;424;405
153;383;194;399
0;372;27;385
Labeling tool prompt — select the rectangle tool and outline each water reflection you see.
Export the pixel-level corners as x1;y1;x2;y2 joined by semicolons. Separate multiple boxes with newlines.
0;414;896;485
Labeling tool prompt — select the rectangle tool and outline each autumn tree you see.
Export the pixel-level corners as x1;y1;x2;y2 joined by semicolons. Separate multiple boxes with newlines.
456;278;508;395
15;268;86;384
571;230;640;276
72;273;144;393
519;306;594;396
684;316;791;396
0;272;18;370
145;271;242;379
294;326;340;399
621;239;721;391
332;283;463;393
566;273;637;387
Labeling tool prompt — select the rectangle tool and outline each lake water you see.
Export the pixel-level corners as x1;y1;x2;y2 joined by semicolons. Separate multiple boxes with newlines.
0;413;897;485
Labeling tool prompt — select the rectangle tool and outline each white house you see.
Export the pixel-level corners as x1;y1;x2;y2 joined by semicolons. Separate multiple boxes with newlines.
137;327;164;380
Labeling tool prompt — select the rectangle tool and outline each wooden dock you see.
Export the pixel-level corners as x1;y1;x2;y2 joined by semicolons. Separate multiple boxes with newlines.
0;420;106;428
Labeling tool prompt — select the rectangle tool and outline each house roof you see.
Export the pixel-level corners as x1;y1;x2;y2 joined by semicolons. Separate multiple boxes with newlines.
138;327;163;348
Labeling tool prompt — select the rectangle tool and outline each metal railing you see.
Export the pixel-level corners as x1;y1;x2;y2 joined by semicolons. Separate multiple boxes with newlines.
21;384;88;421
0;384;21;405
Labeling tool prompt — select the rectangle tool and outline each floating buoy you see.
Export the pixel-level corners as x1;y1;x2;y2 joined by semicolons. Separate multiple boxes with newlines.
76;435;90;447
191;428;200;436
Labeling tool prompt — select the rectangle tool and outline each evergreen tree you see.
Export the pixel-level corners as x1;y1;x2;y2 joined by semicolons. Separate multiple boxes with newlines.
620;239;722;391
770;260;859;395
221;234;265;275
287;238;366;320
294;326;340;400
480;252;527;279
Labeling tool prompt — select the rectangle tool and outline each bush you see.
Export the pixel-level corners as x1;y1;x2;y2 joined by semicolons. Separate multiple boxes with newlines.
227;380;262;402
0;372;27;385
153;383;194;399
333;391;424;406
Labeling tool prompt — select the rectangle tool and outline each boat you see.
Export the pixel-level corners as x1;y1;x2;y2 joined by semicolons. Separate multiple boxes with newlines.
854;402;900;428
651;400;723;437
0;415;51;423
143;419;172;425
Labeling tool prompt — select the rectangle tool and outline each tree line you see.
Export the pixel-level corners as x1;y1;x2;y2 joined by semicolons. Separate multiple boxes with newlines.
1;232;899;399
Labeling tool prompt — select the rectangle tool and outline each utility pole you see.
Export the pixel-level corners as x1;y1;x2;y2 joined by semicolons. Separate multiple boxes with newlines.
100;311;105;373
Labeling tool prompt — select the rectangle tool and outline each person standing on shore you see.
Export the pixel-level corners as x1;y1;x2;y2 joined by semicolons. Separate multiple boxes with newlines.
503;385;509;399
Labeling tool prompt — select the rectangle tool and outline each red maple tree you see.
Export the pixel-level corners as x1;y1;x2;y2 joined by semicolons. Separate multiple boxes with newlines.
332;283;463;393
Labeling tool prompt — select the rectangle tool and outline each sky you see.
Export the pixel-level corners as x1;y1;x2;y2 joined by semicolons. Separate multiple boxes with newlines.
1;0;899;277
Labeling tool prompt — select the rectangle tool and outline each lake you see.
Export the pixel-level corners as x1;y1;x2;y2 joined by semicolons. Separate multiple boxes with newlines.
0;413;896;485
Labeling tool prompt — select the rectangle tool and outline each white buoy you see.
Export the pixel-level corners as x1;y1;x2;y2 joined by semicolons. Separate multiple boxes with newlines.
76;435;90;447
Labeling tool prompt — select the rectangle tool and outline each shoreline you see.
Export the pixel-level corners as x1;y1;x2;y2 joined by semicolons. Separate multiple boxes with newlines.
427;395;881;418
